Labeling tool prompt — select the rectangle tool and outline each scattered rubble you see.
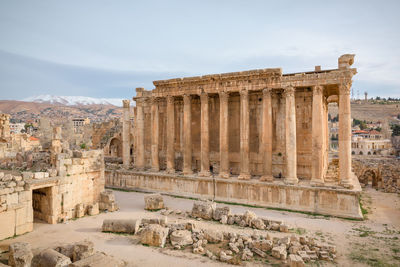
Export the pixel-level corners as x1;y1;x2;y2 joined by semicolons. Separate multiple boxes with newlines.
144;193;165;210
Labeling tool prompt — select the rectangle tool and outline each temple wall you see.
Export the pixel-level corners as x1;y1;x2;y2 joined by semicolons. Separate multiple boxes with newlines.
105;170;362;219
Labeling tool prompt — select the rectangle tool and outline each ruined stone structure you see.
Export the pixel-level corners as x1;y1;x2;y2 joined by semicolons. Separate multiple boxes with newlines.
0;150;105;240
108;54;362;219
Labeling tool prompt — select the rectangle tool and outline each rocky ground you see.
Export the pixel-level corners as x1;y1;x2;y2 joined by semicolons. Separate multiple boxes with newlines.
0;187;399;266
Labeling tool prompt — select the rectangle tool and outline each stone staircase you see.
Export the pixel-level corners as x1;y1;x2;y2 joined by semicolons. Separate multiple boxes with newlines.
324;159;339;183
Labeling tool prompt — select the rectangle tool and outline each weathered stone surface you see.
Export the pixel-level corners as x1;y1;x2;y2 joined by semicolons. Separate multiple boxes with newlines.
9;242;33;267
191;200;216;220
219;251;232;262
212;206;230;221
251;218;266;230
242;210;257;226
170;230;193;246
144;194;164;210
69;252;125;267
140;224;169;247
31;248;72;267
252;240;273;252
272;245;287;260
71;240;94;262
203;229;224;243
87;203;99;216
252;247;266;258
102;219;141;234
288;254;305;267
75;203;85;218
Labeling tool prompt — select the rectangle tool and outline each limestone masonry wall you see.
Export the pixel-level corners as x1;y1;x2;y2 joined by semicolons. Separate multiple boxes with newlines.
0;150;105;240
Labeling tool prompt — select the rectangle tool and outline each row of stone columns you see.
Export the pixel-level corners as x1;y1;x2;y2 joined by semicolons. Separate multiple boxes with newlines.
132;84;352;186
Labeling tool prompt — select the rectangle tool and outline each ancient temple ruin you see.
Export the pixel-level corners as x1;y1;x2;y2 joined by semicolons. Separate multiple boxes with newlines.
107;54;362;219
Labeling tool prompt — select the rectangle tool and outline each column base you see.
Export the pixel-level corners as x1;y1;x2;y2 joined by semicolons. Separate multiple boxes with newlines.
166;168;175;174
198;171;211;177
340;180;354;189
150;167;160;173
183;169;193;175
219;172;230;179
284;177;298;184
238;173;251;180
260;175;274;182
310;179;325;187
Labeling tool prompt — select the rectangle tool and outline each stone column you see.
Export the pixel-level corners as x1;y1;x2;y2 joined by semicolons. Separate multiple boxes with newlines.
122;100;131;168
166;96;175;173
183;94;193;175
239;89;251;180
284;86;298;184
135;98;145;170
311;85;324;185
339;82;352;186
219;91;229;178
199;92;211;176
151;97;159;171
260;88;273;181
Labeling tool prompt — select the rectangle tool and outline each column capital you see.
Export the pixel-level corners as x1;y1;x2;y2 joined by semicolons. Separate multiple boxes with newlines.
150;97;159;104
313;85;324;95
239;89;249;97
183;94;192;104
339;82;352;95
122;99;130;108
284;86;296;97
219;91;229;101
167;95;174;104
200;91;209;101
263;87;272;96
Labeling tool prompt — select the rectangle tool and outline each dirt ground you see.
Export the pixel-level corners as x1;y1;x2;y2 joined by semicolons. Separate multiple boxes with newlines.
1;187;399;267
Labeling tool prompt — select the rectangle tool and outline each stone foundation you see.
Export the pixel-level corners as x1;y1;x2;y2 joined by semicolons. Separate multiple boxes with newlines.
105;170;362;219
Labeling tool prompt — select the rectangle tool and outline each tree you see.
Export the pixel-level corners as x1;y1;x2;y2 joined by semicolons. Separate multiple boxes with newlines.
391;124;400;136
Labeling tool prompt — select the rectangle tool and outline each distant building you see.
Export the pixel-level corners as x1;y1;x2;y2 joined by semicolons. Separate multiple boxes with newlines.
352;129;392;155
9;123;25;134
72;118;90;132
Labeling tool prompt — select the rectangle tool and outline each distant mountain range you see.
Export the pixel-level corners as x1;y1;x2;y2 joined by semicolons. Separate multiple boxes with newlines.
23;95;124;107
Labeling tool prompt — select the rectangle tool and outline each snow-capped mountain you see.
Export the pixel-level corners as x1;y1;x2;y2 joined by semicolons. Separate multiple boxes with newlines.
23;95;124;106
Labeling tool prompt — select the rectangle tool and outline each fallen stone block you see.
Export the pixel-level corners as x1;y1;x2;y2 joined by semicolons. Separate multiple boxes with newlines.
144;194;164;210
71;240;94;262
252;240;273;252
31;248;72;267
9;242;33;267
191;200;216;220
102;219;141;234
75;204;85;218
170;230;193;247
288;254;305;267
69;252;125;267
140;224;169;247
242;210;257;226
279;224;289;232
213;206;230;221
272;245;287;260
203;229;224;243
88;203;99;216
251;218;266;230
252;247;266;258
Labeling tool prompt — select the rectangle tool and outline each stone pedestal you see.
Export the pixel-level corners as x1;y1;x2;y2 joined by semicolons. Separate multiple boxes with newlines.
199;92;211;177
219;92;229;178
166;96;175;173
183;94;193;175
238;89;251;180
260;88;273;181
284;86;298;184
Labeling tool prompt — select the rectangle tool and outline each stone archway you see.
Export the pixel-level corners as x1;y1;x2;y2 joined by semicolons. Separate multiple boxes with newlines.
109;137;122;157
359;168;381;188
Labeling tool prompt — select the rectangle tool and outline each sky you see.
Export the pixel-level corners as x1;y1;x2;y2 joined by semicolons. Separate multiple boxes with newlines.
0;0;399;100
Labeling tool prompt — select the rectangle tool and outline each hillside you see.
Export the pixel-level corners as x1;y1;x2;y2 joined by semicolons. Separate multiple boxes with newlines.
0;100;122;123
